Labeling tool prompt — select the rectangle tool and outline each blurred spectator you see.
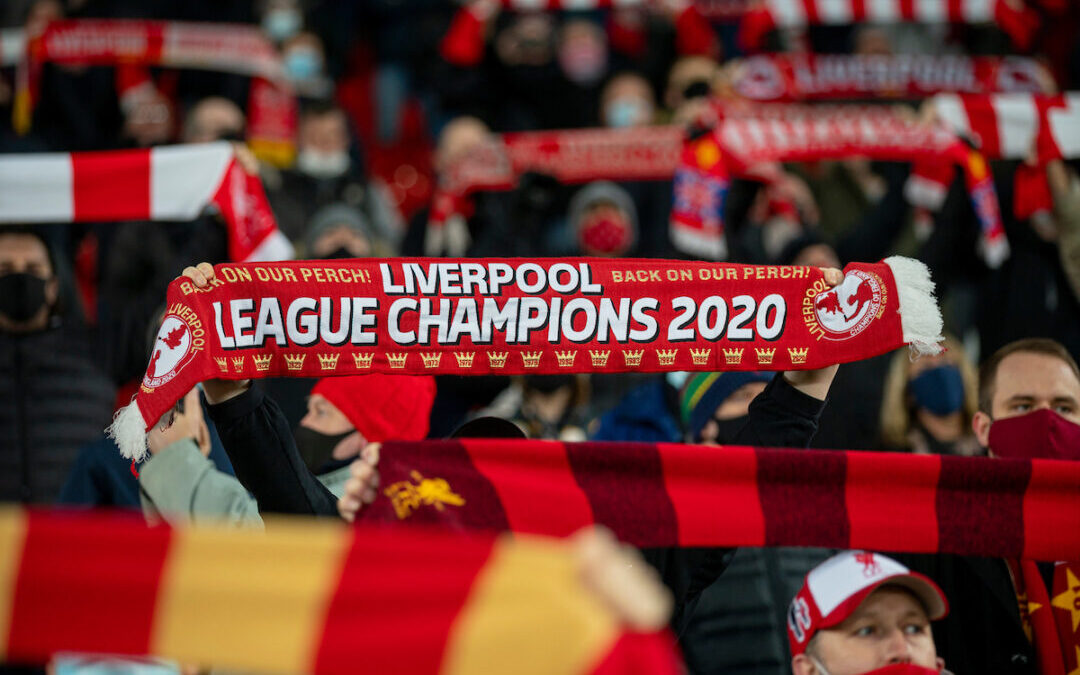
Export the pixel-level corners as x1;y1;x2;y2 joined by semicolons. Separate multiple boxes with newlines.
281;31;334;100
0;228;114;503
664;55;718;115
568;181;638;257
303;203;387;259
600;71;656;129
479;374;590;441
590;374;684;443
259;0;304;45
557;18;608;89
681;370;772;444
181;96;245;144
266;101;404;246
879;336;982;456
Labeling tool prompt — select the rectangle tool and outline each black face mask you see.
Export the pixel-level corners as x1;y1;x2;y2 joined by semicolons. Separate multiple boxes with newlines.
702;414;751;444
0;273;49;323
293;426;352;473
321;247;355;260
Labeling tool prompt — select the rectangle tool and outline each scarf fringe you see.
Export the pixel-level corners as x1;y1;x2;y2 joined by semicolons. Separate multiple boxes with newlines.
884;256;944;357
106;399;150;463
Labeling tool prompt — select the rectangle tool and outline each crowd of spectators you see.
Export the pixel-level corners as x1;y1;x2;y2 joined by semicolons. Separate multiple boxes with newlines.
2;0;1080;673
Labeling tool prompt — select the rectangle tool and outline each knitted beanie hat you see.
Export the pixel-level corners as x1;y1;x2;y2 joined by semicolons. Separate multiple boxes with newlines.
311;373;436;442
681;371;772;441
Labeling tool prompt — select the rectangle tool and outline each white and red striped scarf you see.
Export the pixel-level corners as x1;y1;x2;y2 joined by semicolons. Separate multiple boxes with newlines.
13;19;296;166
0;142;292;262
738;0;1040;51
731;54;1052;102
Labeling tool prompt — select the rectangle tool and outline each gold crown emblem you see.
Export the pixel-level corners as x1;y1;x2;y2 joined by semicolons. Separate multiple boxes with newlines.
420;353;443;369
231;356;245;373
318;353;340;370
589;350;610;367
555;350;577;368
214;356;228;372
253;354;273;371
623;350;644;367
723;348;744;365
656;349;679;366
689;348;712;366
284;353;306;371
387;353;408;369
488;352;509;368
455;352;476;368
755;348;776;365
522;351;543;368
352;352;374;369
788;347;809;364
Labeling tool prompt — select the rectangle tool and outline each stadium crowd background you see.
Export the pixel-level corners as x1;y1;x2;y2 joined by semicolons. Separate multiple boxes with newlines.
1;0;1080;673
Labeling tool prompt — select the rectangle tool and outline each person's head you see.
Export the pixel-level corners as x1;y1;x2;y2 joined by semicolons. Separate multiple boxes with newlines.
435;116;493;175
296;102;352;179
182;97;245;144
789;551;948;675
557;18;608;87
495;13;556;67
304;203;380;259
681;371;773;443
0;228;59;333
24;0;62;36
852;26;893;57
259;0;303;43
880;336;978;449
600;72;656;129
665;56;720;111
972;338;1080;458
568;181;638;257
282;31;327;86
295;374;436;471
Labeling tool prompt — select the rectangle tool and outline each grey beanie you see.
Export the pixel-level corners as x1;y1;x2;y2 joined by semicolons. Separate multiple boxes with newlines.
568;181;638;231
304;203;373;252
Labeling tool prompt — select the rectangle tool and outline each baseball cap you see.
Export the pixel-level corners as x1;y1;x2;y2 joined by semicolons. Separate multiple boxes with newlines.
787;551;949;656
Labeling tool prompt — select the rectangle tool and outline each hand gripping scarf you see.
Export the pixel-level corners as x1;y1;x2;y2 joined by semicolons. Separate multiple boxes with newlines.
0;142;292;263
109;256;943;460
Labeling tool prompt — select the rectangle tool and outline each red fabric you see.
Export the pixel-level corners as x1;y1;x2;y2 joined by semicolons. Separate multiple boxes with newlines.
1051;562;1080;673
1020;559;1068;675
312;527;496;674
670;132;740;260
6;511;171;661
588;631;684;675
674;6;718;57
1013;162;1054;222
71;149;151;222
246;77;299;167
311;373;435;443
130;257;922;431
209;156;286;262
354;440;1080;561
440;6;488;67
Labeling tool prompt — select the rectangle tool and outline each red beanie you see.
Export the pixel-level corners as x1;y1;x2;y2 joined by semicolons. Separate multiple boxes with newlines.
311;374;436;442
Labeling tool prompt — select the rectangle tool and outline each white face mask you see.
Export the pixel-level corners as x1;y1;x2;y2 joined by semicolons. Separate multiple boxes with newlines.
296;150;350;179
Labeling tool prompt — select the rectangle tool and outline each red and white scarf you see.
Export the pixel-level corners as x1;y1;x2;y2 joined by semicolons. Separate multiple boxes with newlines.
0;142;292;263
731;54;1052;102
13;19;297;166
739;0;1040;51
108;256;943;460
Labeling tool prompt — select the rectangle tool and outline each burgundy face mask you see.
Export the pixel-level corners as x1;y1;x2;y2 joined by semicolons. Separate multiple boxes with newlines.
859;665;941;675
988;408;1080;460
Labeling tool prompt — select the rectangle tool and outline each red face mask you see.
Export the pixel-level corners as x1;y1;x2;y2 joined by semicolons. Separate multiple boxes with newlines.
859;665;941;675
579;215;633;256
988;408;1080;460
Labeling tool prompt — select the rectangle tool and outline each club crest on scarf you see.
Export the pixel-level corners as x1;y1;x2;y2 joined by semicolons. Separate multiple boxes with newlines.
804;270;886;341
384;470;465;520
143;303;206;391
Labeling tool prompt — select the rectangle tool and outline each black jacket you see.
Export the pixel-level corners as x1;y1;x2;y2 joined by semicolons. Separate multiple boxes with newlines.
0;324;116;503
207;372;826;634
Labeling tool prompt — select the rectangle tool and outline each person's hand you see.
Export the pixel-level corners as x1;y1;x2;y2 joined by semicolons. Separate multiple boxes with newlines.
572;526;673;630
783;267;843;400
181;262;250;404
337;444;381;523
146;387;211;456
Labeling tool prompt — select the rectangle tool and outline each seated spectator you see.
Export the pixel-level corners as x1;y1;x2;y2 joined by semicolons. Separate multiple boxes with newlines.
0;227;114;503
567;181;639;258
303;203;389;259
682;370;773;444
477;374;590;441
879;336;981;456
181;96;245;144
663;55;719;116
788;551;948;675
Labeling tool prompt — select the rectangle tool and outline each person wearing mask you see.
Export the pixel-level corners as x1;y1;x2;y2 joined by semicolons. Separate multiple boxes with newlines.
478;374;591;441
788;551;950;675
265;102;403;247
678;370;833;675
0;228;114;503
280;31;333;100
303;203;389;260
181;97;245;144
879;336;981;456
599;72;656;129
895;337;1080;674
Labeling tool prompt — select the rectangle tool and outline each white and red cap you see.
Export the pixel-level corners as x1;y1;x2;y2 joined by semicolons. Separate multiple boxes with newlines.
787;551;949;656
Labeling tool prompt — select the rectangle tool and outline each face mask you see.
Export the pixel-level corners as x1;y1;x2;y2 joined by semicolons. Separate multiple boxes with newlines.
294;426;353;472
699;414;750;444
909;365;965;416
296;149;350;179
262;8;302;42
988;408;1080;460
558;40;607;86
0;272;49;323
284;48;323;82
811;659;940;675
605;98;649;128
322;247;356;260
579;215;633;256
